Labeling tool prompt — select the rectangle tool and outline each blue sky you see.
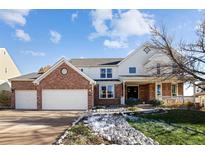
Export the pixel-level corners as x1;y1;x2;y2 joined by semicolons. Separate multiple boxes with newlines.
0;9;203;74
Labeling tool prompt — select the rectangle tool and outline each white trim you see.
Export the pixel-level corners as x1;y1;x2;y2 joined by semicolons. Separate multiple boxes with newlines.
96;80;121;84
33;58;95;85
9;79;35;81
99;84;115;99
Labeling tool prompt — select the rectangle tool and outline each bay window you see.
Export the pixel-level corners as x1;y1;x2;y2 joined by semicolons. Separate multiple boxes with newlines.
100;85;114;99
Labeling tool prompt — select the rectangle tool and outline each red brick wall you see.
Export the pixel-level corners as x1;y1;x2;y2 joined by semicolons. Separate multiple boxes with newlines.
11;62;94;110
139;84;149;101
149;83;155;100
162;83;171;96
178;83;183;96
94;84;122;106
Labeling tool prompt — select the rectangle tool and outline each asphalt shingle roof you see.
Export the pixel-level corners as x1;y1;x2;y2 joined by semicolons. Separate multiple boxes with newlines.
69;58;124;67
9;72;42;81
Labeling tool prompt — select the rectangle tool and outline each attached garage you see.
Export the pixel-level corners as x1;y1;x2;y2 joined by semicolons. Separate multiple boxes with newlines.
10;58;95;110
42;89;88;110
15;90;37;109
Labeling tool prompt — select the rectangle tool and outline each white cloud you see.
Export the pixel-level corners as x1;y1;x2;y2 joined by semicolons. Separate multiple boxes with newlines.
15;29;31;42
103;39;128;49
0;10;30;27
89;9;112;40
111;10;154;38
21;50;45;57
89;9;154;48
71;12;78;22
50;30;61;44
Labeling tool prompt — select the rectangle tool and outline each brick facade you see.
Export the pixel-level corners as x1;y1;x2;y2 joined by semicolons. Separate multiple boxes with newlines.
178;83;183;96
162;83;171;96
11;62;94;110
11;64;184;108
94;84;122;106
139;84;149;101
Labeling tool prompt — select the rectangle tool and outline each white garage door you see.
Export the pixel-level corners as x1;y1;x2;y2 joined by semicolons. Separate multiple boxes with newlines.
15;90;37;109
42;89;88;110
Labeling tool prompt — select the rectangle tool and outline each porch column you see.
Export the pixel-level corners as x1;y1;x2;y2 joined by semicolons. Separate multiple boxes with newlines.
121;81;125;105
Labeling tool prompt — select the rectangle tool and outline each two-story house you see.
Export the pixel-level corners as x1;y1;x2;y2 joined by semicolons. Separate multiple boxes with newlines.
10;44;184;110
0;48;21;91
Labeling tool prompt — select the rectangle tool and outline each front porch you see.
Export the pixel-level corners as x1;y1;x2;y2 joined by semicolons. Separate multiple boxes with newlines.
120;76;186;105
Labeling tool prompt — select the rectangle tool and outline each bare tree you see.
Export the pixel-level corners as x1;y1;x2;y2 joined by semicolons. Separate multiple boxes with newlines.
148;20;205;90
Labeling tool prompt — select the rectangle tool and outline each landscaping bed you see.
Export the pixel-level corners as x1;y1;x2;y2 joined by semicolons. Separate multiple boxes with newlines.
63;124;110;145
128;109;205;145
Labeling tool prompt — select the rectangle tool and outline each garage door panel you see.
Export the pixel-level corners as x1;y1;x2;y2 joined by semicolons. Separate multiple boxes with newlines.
42;89;88;110
15;90;37;109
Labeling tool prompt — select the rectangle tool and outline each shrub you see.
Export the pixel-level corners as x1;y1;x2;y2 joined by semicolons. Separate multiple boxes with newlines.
184;101;194;109
0;90;11;107
148;99;164;107
125;98;142;106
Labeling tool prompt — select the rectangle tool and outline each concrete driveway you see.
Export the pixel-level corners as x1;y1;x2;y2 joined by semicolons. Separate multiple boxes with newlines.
0;110;82;145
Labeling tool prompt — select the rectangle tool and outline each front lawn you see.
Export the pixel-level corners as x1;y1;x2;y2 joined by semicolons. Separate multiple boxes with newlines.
128;109;205;145
63;124;110;145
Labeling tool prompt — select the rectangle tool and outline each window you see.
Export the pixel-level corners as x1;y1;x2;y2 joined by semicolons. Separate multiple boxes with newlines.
107;68;112;78
172;84;177;96
144;47;151;54
99;85;114;99
107;85;114;98
80;68;83;72
100;69;106;78
129;67;136;74
157;63;160;74
100;68;112;78
172;63;177;74
100;86;107;98
157;84;161;96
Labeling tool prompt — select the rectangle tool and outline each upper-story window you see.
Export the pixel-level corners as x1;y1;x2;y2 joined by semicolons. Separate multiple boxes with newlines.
172;63;177;74
144;47;151;54
100;69;106;78
129;67;136;74
100;68;112;78
107;68;112;78
80;68;83;72
157;63;160;75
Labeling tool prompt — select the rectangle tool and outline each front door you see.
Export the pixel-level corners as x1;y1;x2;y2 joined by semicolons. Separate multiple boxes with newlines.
127;86;138;99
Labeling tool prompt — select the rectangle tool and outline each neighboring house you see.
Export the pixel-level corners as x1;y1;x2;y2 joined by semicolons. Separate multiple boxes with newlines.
0;48;21;91
10;43;184;110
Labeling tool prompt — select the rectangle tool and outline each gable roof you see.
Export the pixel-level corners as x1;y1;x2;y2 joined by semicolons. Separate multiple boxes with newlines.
69;58;124;67
9;72;41;81
117;42;150;66
33;58;95;84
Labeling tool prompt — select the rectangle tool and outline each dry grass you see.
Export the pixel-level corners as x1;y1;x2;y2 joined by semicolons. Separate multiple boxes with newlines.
63;124;110;145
